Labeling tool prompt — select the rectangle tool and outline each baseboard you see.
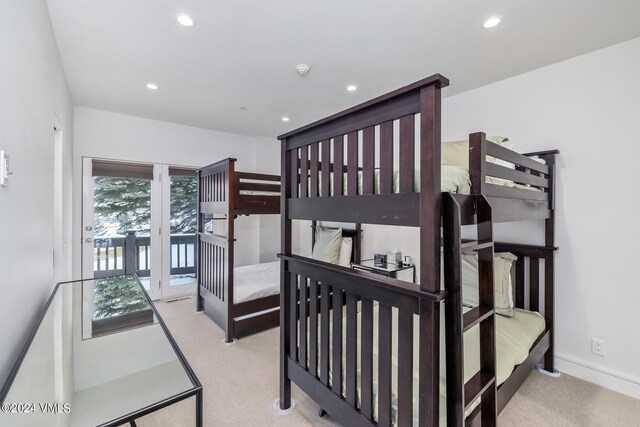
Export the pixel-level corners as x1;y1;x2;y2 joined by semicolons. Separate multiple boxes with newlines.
554;353;640;400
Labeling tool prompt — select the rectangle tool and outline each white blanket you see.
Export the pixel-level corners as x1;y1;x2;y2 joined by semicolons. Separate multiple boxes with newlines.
233;261;280;303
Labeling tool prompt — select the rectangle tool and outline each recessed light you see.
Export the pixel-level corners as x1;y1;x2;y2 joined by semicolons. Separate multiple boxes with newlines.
483;16;502;29
177;13;196;27
346;84;357;92
146;83;158;90
281;117;290;122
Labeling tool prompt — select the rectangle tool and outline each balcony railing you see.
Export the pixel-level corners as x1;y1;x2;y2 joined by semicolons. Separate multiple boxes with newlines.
93;231;196;279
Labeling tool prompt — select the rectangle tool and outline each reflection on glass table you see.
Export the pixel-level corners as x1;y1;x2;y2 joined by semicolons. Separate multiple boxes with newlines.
0;275;202;427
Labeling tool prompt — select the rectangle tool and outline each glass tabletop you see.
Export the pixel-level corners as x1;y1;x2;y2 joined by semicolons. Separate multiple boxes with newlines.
0;275;201;427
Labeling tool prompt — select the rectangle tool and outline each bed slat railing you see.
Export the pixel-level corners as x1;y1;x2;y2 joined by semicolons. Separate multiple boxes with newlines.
378;302;392;425
308;143;319;198
495;243;555;314
470;132;556;199
347;132;358;197
399;115;415;194
361;297;374;419
497;244;555;366
280;74;448;149
362;127;375;195
380;121;394;194
197;158;236;341
334;136;344;197
198;235;228;301
234;171;280;215
199;158;233;213
345;292;358;406
281;75;449;227
279;254;445;426
331;284;343;394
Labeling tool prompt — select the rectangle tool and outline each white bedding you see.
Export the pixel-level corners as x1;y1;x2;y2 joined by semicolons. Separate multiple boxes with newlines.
233;261;280;303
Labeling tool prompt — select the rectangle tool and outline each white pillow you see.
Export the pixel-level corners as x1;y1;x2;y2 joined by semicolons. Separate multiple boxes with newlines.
461;251;517;317
337;237;353;266
311;227;342;264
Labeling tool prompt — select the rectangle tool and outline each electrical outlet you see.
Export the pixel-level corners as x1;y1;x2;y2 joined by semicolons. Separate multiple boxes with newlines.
592;338;606;356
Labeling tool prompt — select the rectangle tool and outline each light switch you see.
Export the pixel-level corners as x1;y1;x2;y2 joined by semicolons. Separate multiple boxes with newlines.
0;150;9;187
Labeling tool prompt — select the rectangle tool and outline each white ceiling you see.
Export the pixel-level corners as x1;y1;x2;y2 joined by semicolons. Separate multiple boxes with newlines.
47;0;640;138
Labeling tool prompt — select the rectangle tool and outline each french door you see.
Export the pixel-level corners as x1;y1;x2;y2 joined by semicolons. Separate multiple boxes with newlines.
82;159;197;300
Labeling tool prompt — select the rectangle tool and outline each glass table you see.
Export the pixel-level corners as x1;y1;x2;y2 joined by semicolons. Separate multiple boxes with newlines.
0;275;202;427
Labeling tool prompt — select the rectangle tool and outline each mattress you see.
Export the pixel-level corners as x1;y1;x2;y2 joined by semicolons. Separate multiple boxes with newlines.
239;189;280;196
320;305;545;425
233;261;280;303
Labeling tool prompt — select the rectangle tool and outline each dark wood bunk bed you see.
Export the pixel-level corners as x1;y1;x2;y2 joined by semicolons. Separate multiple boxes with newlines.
276;74;559;426
196;158;282;343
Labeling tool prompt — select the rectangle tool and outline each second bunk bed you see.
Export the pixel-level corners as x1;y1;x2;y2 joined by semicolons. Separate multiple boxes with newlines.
276;74;559;426
196;158;282;343
196;158;365;343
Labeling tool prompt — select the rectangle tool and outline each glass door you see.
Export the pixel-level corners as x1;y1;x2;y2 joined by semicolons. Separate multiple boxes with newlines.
82;158;161;300
83;159;198;301
160;166;198;299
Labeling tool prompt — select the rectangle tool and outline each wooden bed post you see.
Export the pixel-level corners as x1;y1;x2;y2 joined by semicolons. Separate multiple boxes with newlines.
469;132;487;194
443;193;464;425
224;160;236;343
418;80;443;426
354;223;362;263
196;169;204;312
280;139;293;410
541;151;557;373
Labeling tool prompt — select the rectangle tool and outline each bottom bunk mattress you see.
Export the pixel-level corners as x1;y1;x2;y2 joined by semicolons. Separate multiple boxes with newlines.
233;261;280;303
317;305;545;425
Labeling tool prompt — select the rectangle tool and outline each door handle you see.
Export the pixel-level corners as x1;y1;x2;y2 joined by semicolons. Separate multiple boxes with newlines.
85;238;93;243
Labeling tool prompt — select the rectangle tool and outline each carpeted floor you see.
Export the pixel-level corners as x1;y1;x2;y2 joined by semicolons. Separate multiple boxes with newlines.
137;297;640;426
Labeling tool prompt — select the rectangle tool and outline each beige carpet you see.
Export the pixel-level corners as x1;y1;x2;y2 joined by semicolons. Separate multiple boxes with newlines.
139;298;639;426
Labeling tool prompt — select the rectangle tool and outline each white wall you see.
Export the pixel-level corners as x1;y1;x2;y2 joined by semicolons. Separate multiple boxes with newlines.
255;136;281;262
72;107;263;278
441;37;640;398
0;0;74;386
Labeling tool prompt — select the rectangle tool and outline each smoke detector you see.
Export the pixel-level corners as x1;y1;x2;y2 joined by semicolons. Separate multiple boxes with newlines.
296;64;311;77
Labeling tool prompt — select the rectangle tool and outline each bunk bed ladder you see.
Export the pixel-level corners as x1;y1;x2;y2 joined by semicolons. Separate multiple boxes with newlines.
443;193;497;427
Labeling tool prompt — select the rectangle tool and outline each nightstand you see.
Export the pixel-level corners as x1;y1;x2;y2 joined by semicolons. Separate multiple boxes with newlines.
352;259;416;283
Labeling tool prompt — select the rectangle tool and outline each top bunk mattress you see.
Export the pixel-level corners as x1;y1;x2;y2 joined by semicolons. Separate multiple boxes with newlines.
239;189;280;196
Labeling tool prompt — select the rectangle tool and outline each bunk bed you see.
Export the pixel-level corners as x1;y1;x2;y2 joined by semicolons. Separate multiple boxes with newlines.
196;158;282;343
276;74;559;426
196;159;364;343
